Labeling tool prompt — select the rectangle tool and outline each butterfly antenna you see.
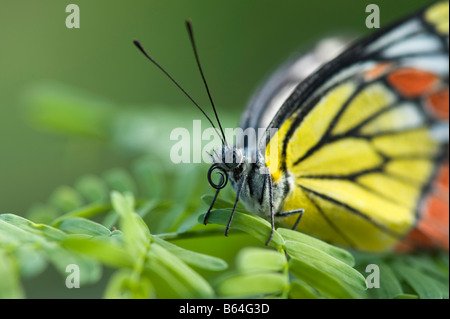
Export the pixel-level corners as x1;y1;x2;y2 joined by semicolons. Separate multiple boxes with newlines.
133;40;226;144
185;20;227;146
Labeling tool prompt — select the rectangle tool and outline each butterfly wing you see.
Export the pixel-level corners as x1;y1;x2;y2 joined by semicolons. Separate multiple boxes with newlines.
260;1;449;252
239;37;352;135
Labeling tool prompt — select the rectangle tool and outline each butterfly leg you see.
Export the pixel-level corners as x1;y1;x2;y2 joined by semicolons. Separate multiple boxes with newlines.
266;171;275;246
275;209;305;231
225;173;248;236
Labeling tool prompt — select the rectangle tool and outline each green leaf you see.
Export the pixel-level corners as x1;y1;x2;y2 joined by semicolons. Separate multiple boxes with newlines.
393;293;419;299
0;214;105;285
43;244;102;285
289;257;366;299
145;243;215;298
61;237;134;268
198;209;285;248
0;214;66;242
369;262;403;299
289;280;321;299
217;272;286;298
153;237;227;271
235;247;286;272
285;241;365;290
286;241;367;299
58;217;111;236
438;253;449;270
104;269;154;299
0;251;24;298
111;191;150;256
278;228;355;266
392;262;445;299
14;246;48;278
0;217;47;244
111;191;134;218
101;211;119;229
201;195;245;210
403;254;449;281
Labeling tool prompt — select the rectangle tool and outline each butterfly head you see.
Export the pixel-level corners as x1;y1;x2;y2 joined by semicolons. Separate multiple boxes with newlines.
214;145;245;170
207;145;247;191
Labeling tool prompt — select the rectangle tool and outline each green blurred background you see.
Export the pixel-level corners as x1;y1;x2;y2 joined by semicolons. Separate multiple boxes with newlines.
0;0;432;218
0;0;437;299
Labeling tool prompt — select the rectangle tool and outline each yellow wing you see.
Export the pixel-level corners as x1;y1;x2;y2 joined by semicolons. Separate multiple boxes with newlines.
264;2;449;252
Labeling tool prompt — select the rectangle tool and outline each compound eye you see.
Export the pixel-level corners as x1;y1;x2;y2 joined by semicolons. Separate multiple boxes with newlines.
223;149;243;169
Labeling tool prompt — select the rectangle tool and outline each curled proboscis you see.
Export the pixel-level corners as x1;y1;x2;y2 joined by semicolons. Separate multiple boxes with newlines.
207;164;228;190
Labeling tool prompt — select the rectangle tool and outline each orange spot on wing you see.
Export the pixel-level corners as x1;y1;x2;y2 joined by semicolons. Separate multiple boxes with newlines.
388;68;439;98
420;196;449;248
436;163;449;192
427;88;449;120
364;63;392;81
400;196;450;251
397;162;449;252
434;163;450;203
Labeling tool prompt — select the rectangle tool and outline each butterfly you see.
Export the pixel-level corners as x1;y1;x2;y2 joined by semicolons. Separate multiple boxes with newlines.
135;1;449;252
